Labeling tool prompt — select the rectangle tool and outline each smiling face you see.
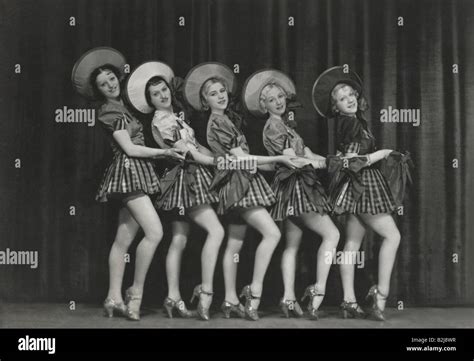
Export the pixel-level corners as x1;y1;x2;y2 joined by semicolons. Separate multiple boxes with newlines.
202;80;228;112
332;84;358;116
148;80;172;111
261;84;287;116
95;69;120;100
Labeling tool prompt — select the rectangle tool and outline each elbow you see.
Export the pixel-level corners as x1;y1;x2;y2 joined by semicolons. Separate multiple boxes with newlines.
123;145;137;158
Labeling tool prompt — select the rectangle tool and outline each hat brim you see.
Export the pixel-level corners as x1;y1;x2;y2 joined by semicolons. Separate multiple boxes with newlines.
124;61;175;114
242;69;296;117
71;47;126;99
183;62;236;111
312;66;363;118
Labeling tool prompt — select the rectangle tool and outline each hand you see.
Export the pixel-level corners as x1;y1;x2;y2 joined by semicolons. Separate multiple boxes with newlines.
173;139;189;152
279;155;298;169
164;148;186;160
311;159;327;169
289;157;312;168
383;149;393;158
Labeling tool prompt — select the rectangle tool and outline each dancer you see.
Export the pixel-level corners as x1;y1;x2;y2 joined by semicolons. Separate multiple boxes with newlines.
243;69;339;320
71;48;184;321
312;66;401;321
125;61;224;320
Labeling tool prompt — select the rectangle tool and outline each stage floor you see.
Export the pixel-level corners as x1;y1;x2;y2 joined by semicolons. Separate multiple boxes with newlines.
2;303;474;328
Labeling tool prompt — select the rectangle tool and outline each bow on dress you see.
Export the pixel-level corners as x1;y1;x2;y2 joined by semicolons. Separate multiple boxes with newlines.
378;150;414;207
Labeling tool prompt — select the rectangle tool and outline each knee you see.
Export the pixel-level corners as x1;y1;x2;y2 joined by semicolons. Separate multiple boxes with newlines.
344;238;362;251
209;224;225;244
145;227;163;246
327;228;340;246
266;226;281;244
171;234;188;251
389;229;401;247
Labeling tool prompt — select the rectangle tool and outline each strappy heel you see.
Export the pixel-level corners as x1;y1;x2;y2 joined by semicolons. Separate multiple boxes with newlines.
301;285;325;320
103;298;127;318
340;300;366;319
125;287;142;321
163;297;196;319
366;285;388;321
221;300;246;319
190;285;213;321
239;285;261;321
279;298;304;318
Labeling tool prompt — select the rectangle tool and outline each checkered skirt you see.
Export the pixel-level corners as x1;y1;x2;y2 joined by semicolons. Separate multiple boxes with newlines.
270;174;332;221
214;171;276;215
96;152;160;202
156;164;219;210
334;167;396;214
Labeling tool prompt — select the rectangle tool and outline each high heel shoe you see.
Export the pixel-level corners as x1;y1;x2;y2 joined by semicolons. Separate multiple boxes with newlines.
239;285;261;321
365;285;387;321
221;301;245;319
125;287;142;321
190;285;213;321
103;298;127;318
163;297;196;319
301;285;325;320
340;301;366;319
279;298;304;318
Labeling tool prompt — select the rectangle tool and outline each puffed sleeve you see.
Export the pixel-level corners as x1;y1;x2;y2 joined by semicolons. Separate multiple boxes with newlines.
336;116;363;154
207;115;239;154
263;121;290;156
98;105;128;134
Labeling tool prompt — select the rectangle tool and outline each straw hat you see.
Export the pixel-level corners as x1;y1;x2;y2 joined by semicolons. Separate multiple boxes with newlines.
242;69;296;117
183;62;236;111
71;47;126;99
312;66;363;118
125;61;174;114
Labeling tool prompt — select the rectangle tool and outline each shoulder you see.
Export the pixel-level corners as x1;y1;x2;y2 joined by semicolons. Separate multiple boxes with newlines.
336;115;363;136
264;118;287;135
208;113;233;131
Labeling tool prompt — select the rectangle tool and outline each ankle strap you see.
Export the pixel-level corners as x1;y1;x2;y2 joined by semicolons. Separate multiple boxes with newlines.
200;287;214;296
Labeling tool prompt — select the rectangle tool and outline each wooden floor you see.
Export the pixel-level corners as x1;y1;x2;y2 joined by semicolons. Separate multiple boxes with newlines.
2;303;474;328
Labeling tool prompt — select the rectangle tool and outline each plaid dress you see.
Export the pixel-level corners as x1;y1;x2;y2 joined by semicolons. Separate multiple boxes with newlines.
263;117;331;221
152;110;218;210
96;102;160;202
207;113;276;215
331;115;396;215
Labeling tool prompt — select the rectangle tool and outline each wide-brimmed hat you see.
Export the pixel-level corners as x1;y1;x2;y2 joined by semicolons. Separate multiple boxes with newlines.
124;61;174;114
183;62;236;111
71;47;126;99
242;69;296;117
312;66;363;118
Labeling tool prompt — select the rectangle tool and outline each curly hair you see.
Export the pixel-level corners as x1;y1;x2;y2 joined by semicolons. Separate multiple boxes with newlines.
330;83;368;116
89;64;122;101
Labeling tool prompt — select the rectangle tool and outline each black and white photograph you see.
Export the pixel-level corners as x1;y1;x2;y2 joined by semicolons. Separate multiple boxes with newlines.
1;0;473;356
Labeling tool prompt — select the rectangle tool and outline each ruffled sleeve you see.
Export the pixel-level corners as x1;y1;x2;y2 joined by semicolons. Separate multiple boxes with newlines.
336;115;364;154
207;114;239;155
262;120;290;156
98;103;128;134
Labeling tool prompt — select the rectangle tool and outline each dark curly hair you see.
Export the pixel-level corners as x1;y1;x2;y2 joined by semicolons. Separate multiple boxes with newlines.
89;64;122;101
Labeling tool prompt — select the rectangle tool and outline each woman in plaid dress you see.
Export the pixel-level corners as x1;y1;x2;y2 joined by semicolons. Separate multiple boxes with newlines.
313;66;401;321
183;63;297;321
245;70;339;320
72;48;184;321
125;61;224;321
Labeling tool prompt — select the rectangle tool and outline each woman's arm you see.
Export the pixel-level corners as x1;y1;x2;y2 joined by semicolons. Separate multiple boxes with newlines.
113;130;184;159
304;147;326;161
173;140;215;166
229;147;296;168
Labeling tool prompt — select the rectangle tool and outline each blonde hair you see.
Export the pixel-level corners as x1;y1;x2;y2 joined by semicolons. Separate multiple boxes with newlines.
259;82;288;113
199;77;228;110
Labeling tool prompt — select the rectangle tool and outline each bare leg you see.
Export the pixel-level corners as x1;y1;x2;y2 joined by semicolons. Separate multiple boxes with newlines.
188;205;224;308
340;215;366;303
241;207;281;310
166;221;189;301
106;206;140;302
223;223;247;304
123;194;164;297
360;213;401;311
300;212;340;309
281;218;303;300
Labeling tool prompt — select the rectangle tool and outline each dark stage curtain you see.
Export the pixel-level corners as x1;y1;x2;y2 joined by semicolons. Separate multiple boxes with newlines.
1;0;473;308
